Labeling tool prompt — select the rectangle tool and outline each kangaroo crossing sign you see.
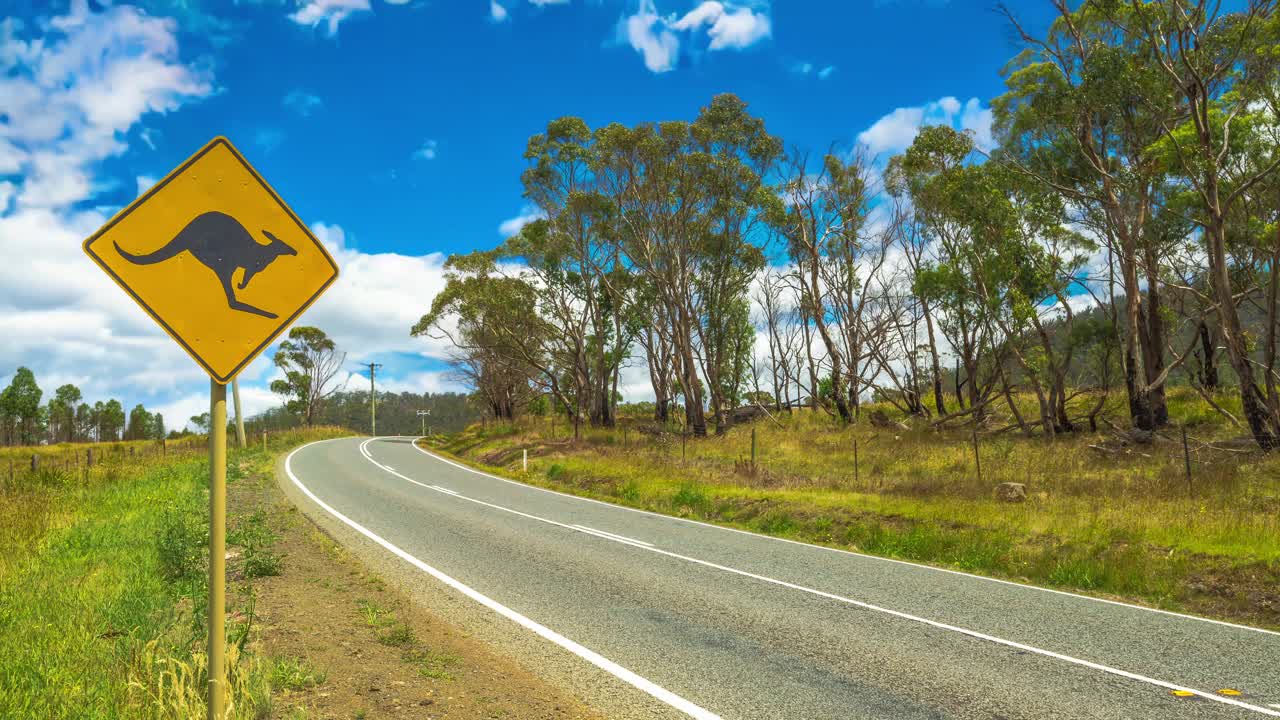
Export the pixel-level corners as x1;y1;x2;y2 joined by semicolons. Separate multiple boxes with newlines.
84;136;339;383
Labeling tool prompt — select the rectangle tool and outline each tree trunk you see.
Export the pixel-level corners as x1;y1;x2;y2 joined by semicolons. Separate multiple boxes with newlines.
1197;320;1219;389
1207;216;1277;449
921;296;947;416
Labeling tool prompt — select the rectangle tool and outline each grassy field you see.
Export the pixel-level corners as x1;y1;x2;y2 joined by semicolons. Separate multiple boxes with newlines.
0;426;346;719
429;388;1280;629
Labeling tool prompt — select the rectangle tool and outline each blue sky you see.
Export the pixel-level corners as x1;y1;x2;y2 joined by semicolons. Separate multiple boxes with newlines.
0;0;1057;429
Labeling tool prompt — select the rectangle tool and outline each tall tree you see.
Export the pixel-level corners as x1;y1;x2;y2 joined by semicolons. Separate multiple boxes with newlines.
4;368;43;445
100;399;125;441
126;404;152;441
997;0;1176;430
270;326;347;426
48;383;82;443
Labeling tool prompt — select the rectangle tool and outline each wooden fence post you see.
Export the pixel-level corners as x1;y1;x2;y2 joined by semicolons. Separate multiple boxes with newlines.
87;448;94;467
750;426;758;471
1182;425;1193;495
971;424;983;485
31;454;38;472
853;437;859;487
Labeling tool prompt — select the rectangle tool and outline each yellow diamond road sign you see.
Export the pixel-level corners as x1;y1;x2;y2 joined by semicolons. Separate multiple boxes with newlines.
84;136;338;384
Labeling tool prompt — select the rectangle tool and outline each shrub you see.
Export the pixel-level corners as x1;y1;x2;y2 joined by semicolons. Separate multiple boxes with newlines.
156;503;206;581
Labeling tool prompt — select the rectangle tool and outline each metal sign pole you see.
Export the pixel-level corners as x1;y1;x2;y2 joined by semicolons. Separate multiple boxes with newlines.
208;380;227;720
232;378;246;449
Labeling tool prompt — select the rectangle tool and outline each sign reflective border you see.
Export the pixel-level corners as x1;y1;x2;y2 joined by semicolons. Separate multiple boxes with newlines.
83;136;339;383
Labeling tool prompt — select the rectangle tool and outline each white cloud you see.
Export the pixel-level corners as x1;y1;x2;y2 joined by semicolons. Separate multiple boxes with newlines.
0;4;453;431
413;139;439;160
529;0;571;5
671;1;771;50
289;0;372;35
817;65;835;79
621;1;681;73
135;175;156;196
490;1;510;21
618;0;770;73
856;95;995;157
283;89;323;117
498;205;545;236
304;222;454;362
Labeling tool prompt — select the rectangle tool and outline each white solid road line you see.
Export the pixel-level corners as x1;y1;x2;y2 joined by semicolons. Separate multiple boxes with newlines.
572;524;654;549
406;436;1280;639
364;437;1280;718
287;439;721;720
573;524;654;547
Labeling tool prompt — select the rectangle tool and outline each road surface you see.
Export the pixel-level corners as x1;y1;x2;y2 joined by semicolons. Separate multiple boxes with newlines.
281;436;1280;719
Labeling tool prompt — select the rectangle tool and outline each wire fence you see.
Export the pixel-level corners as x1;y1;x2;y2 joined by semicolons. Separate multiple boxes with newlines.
0;436;209;493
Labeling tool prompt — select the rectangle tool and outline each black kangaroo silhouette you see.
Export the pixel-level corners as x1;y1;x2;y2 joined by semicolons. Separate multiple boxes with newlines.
114;211;297;319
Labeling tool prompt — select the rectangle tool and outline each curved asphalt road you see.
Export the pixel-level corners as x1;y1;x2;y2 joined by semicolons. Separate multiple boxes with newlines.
283;436;1280;719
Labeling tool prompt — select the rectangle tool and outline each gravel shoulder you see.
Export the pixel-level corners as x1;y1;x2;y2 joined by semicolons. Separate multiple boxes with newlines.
272;437;683;720
234;437;609;719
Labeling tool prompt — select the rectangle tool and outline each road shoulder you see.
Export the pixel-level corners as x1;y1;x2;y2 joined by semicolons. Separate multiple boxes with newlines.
246;437;605;719
274;438;685;720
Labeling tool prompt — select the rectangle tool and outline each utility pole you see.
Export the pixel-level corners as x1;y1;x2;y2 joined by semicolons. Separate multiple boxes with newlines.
417;409;431;437
363;362;383;437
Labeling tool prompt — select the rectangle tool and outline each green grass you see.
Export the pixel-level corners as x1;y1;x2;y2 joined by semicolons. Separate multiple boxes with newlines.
0;425;347;719
430;388;1280;628
269;656;327;692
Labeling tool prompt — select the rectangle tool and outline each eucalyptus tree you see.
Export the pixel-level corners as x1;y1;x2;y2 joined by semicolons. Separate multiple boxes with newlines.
270;326;347;426
3;368;42;445
412;260;561;425
48;383;82;442
996;0;1178;430
887;194;948;415
890;126;999;419
1126;0;1280;448
595;94;780;435
99;399;125;441
766;151;877;423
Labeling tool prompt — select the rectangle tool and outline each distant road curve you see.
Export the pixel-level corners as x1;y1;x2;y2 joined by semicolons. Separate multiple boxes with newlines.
283;436;1280;720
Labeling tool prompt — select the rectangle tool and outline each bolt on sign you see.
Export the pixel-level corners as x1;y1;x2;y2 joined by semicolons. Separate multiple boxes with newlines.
83;136;339;383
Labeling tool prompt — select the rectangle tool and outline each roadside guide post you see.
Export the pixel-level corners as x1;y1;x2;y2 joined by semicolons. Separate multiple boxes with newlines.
81;136;338;720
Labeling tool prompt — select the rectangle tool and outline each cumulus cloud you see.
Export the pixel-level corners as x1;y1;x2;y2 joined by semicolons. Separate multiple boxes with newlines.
622;0;681;73
671;1;771;50
0;4;453;430
618;0;771;73
289;0;372;36
304;222;455;362
490;1;510;22
857;96;995;157
498;205;546;236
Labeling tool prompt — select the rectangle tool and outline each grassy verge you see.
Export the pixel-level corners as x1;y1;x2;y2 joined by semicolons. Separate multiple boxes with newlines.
428;388;1280;629
0;426;346;719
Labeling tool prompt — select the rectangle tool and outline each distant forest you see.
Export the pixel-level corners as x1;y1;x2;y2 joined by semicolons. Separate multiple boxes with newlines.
250;390;478;437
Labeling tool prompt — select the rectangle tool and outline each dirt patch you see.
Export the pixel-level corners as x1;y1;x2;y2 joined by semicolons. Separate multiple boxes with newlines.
227;461;603;720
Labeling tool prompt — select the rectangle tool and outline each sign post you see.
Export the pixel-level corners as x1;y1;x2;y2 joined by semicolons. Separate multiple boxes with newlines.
82;136;338;720
208;380;227;718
